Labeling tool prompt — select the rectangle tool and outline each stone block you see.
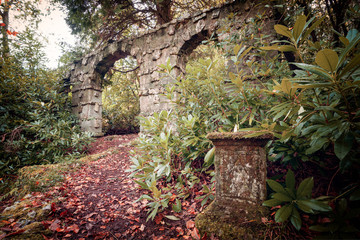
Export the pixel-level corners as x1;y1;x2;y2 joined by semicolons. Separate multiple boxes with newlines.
72;89;102;105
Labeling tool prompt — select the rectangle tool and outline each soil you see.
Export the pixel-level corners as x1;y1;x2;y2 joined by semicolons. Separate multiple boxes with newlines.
1;134;204;240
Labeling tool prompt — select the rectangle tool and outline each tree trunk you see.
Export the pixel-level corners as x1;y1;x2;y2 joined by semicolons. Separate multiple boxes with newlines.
1;3;10;59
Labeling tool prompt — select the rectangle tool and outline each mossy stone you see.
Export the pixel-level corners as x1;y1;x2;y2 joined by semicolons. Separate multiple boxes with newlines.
195;201;267;239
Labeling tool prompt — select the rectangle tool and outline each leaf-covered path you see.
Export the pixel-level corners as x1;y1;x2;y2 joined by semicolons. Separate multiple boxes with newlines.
47;134;201;240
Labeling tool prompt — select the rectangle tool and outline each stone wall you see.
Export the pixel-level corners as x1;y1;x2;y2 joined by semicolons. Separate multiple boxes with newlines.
65;0;273;136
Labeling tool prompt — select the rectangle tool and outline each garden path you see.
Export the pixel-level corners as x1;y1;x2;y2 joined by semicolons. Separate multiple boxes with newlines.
47;134;203;240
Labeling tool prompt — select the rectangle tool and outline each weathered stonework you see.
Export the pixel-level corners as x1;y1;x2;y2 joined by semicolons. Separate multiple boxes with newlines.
195;132;272;239
65;0;274;136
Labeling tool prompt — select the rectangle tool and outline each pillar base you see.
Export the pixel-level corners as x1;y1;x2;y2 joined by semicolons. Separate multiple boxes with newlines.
195;201;267;239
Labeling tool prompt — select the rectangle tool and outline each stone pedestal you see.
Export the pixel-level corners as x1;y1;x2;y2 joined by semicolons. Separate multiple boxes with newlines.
195;132;272;239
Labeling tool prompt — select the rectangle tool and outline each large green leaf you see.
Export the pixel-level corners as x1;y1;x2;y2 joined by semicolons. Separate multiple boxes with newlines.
334;133;354;160
293;63;333;81
297;199;332;212
293;15;307;43
290;208;302;230
315;49;339;72
274;24;293;39
285;169;296;190
267;179;286;194
273;192;293;202
296;200;314;213
261;45;296;52
296;177;314;199
263;198;283;207
338;33;360;68
204;147;215;163
338;54;360;79
306;137;328;155
275;204;293;223
346;29;359;42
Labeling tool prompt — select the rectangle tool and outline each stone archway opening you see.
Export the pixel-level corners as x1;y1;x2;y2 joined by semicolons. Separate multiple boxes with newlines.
102;57;140;135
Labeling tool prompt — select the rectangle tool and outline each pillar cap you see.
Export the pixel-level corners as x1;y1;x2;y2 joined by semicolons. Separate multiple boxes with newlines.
206;131;273;141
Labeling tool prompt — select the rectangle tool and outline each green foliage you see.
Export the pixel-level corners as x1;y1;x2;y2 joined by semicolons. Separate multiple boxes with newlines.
261;15;360;170
0;29;93;176
310;198;360;238
264;170;332;230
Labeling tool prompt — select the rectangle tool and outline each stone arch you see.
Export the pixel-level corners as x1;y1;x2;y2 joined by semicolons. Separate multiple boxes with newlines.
66;0;274;136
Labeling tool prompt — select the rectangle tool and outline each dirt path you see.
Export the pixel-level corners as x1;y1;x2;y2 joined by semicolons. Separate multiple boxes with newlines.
0;134;204;240
47;134;201;240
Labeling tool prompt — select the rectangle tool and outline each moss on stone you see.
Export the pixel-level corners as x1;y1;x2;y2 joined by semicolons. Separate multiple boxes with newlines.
206;131;273;141
195;201;267;239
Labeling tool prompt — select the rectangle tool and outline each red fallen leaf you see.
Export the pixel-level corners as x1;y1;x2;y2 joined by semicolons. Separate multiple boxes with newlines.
186;220;195;229
56;227;65;232
0;23;5;26
32;200;41;207
51;202;57;212
190;227;201;240
154;214;163;224
67;224;80;233
4;229;26;237
60;210;69;217
1;220;10;224
176;226;184;235
36;181;40;185
41;234;50;240
42;220;53;228
49;219;61;231
64;233;72;238
201;232;208;240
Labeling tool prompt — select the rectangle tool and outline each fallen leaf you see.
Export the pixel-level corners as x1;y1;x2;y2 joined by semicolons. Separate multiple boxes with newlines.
49;219;61;231
190;227;201;240
5;229;26;237
176;226;184;235
67;224;80;233
154;214;163;224
84;212;97;219
139;224;145;231
186;220;195;229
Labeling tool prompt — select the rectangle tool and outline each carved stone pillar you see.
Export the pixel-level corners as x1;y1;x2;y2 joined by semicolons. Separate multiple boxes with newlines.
195;131;272;239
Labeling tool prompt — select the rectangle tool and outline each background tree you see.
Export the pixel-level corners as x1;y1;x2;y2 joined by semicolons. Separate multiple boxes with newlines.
0;0;41;58
54;0;226;44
